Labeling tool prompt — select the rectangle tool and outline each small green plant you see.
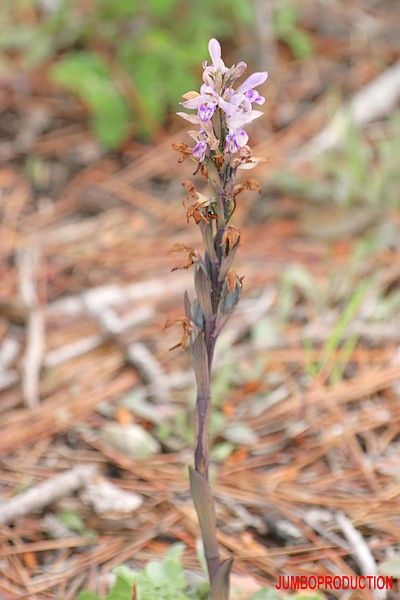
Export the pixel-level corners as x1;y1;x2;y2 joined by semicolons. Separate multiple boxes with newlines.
1;0;255;147
272;3;313;59
320;114;400;208
51;52;131;149
55;509;98;542
77;544;325;600
270;113;400;212
304;278;372;384
77;544;207;600
277;263;375;385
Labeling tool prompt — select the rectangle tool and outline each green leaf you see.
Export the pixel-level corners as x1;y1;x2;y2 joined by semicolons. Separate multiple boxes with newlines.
211;442;234;462
130;52;166;135
148;0;179;19
164;543;185;563
56;509;85;533
274;4;298;32
223;423;258;445
98;0;138;19
250;589;280;600
145;559;168;587
293;594;324;600
142;544;187;593
287;30;314;59
380;557;400;578
229;0;254;25
112;565;136;585
273;4;313;59
77;591;101;600
106;565;136;600
51;52;131;148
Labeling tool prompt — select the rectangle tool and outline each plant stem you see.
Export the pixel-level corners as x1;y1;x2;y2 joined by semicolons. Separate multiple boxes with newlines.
175;38;267;599
191;205;231;593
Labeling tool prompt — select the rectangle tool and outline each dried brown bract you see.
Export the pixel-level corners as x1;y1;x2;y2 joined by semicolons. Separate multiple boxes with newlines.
186;199;211;225
231;146;267;170
168;243;198;271
181;91;200;101
220;225;241;254
233;178;262;197
226;271;239;293
164;317;192;350
214;152;224;168
182;180;197;194
172;141;193;163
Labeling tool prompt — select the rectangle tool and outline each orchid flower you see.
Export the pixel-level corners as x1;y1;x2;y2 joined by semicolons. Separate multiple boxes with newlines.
171;38;268;600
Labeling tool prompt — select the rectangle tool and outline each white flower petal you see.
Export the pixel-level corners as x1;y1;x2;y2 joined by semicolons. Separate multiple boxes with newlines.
176;112;201;124
208;38;221;67
238;157;267;169
182;96;206;109
227;110;263;129
235;71;268;95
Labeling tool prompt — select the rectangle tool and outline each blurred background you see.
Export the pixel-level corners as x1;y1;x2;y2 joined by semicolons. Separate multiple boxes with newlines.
1;1;400;598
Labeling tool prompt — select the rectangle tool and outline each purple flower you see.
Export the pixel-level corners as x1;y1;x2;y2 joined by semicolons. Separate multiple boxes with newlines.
177;111;201;124
235;71;268;95
193;140;207;162
225;130;248;154
244;90;265;105
202;38;228;86
198;102;217;122
226;61;247;84
177;38;268;161
227;109;263;130
208;38;227;74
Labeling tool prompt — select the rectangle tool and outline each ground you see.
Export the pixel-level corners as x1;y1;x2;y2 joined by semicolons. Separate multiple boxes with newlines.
1;2;400;599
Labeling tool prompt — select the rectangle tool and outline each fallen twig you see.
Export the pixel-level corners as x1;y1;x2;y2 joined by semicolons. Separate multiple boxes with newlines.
18;244;44;408
0;465;96;525
126;342;171;404
335;511;386;600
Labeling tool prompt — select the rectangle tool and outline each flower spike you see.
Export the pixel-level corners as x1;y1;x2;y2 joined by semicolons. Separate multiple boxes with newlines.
172;38;268;599
178;39;268;164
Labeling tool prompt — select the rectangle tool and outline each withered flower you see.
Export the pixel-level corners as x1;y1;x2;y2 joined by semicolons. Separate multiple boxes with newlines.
182;91;200;101
220;225;241;255
168;243;198;271
172;141;194;163
181;180;197;196
164;317;192;351
186;198;210;225
233;177;262;197
231;145;267;170
226;271;239;293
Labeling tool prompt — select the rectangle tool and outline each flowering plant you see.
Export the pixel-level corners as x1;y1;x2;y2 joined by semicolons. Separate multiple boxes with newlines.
170;38;268;599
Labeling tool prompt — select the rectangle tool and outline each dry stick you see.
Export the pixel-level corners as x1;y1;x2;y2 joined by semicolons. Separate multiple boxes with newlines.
18;243;44;408
175;38;268;599
336;512;386;600
0;465;96;525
